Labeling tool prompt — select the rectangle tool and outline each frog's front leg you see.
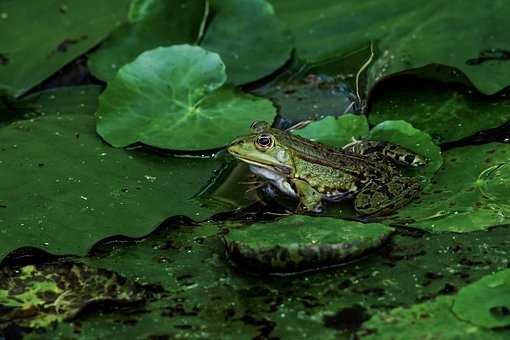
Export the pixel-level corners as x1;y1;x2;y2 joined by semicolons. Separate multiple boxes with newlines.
290;178;323;213
354;177;422;216
343;140;426;167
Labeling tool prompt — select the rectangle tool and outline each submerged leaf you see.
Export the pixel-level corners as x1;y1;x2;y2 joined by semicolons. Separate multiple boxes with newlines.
201;0;293;85
96;45;276;150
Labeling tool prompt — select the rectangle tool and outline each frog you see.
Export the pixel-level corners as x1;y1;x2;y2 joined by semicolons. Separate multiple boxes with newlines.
227;121;426;216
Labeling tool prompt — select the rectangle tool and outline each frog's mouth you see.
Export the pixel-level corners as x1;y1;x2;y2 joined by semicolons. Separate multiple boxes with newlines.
230;153;293;176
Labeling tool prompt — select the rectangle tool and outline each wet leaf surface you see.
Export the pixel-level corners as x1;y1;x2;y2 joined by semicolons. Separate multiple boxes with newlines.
389;143;510;232
369;77;510;144
201;0;293;85
26;224;510;338
0;0;131;97
96;45;275;150
0;263;150;330
88;0;205;81
0;114;227;260
271;0;510;95
224;215;394;273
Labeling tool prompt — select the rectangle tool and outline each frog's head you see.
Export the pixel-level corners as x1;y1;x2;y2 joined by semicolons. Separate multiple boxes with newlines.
227;121;294;175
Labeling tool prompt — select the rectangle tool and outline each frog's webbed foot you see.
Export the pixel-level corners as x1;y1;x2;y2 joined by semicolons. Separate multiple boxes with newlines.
354;177;422;216
291;179;323;214
343;140;426;167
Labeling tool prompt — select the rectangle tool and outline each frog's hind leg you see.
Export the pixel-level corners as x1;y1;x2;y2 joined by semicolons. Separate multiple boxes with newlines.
354;177;422;216
343;140;426;167
290;178;323;214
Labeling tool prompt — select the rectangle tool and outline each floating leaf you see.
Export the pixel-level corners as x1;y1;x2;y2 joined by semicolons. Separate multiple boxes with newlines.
453;269;510;328
96;45;276;150
0;114;227;261
369;78;510;143
390;143;510;233
88;0;205;81
201;0;293;85
0;263;149;329
294;114;369;147
271;0;510;94
224;215;394;273
0;0;131;97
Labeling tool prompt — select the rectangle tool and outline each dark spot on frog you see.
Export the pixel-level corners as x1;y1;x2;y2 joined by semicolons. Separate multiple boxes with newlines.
438;283;457;295
466;48;510;66
240;314;275;338
0;53;8;65
490;306;510;317
323;304;370;331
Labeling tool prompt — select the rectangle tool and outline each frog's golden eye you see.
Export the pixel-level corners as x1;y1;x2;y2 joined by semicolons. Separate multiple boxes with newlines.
255;134;274;150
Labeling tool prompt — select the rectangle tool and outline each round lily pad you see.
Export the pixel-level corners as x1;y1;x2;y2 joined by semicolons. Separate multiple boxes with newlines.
453;269;510;328
223;215;394;273
96;44;276;150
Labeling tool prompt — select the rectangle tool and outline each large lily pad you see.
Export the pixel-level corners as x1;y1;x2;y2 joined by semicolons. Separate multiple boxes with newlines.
0;263;149;330
453;269;510;328
390;143;510;232
35;223;510;338
270;0;510;94
0;114;228;261
96;45;276;150
0;0;131;97
369;78;510;143
201;0;293;85
224;215;394;273
88;0;205;81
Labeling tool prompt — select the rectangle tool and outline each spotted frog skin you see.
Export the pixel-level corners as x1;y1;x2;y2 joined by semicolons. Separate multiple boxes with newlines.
227;121;426;216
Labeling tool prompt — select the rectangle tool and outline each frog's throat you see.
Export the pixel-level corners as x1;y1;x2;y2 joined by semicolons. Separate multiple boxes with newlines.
233;155;293;176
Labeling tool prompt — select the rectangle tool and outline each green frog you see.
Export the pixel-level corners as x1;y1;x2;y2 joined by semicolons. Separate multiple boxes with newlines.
227;121;426;216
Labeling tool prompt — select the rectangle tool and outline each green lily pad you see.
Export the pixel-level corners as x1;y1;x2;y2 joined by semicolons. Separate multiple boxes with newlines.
0;114;227;261
0;263;149;330
271;0;510;94
0;0;131;97
359;295;505;339
88;0;205;81
223;215;394;273
453;269;510;328
369;79;510;143
96;45;276;150
369;120;443;175
294;115;369;148
201;0;292;85
390;143;510;233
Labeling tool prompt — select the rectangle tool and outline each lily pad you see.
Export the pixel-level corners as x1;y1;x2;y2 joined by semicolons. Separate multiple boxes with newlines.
0;114;228;261
223;215;394;273
0;263;149;330
0;0;131;97
453;269;510;328
359;295;505;339
270;0;510;94
96;45;276;150
294;114;369;147
88;0;205;81
201;0;293;85
369;78;510;143
390;143;510;233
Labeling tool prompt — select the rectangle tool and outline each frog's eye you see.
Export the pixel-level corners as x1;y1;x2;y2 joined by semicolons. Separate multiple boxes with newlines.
255;134;274;150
